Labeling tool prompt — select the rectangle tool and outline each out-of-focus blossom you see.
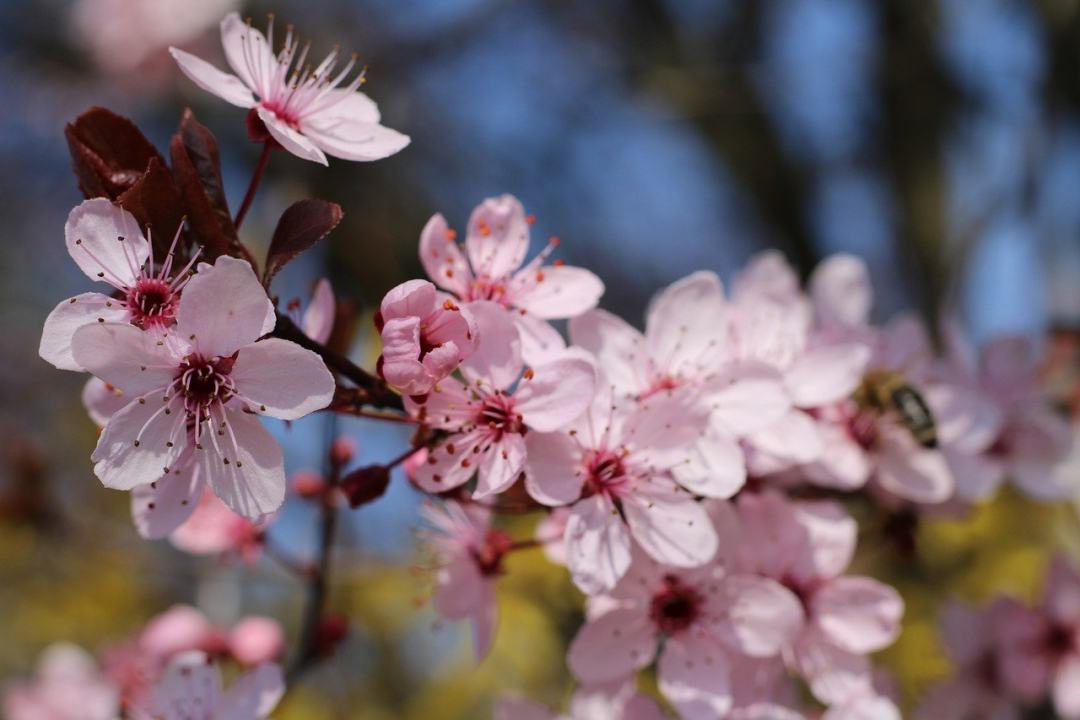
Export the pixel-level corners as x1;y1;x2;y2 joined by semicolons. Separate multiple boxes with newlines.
40;199;196;371
130;651;283;720
942;334;1076;500
160;488;267;562
3;643;119;720
406;303;594;499
70;0;238;75
71;256;334;522
495;679;667;720
535;506;571;566
916;599;1020;720
286;277;335;345
376;279;478;396
570;271;790;496
420;195;604;362
227;618;285;666
170;13;409;165
723;491;904;707
728;253;871;471
420;501;510;662
997;555;1080;718
567;548;801;719
525;375;717;595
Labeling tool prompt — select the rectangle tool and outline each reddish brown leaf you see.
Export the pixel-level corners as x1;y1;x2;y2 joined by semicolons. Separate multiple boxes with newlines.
264;200;344;287
65;107;164;199
170;109;242;262
116;158;187;263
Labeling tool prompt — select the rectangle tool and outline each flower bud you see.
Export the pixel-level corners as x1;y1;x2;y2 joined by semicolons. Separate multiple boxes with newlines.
340;465;391;508
330;437;357;468
291;470;326;499
228;616;285;666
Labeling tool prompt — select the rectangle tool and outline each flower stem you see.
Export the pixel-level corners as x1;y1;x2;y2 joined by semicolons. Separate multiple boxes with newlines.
234;141;273;231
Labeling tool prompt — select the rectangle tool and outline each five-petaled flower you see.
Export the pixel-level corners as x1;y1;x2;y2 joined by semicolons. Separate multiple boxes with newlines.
419;195;604;362
70;255;335;523
169;12;409;165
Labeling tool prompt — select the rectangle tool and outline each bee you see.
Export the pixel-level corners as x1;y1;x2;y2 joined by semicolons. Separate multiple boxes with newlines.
853;370;937;449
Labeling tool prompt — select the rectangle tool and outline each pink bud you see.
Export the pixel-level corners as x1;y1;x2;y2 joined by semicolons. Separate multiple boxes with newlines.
330;437;357;468
291;470;326;499
228;616;285;665
403;448;428;483
139;605;216;661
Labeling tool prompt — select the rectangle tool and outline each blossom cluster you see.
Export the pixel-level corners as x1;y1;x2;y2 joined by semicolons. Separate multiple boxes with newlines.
12;9;1080;720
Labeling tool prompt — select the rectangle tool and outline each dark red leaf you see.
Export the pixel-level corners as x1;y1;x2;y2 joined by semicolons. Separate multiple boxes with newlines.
264;199;343;287
116;158;187;264
65;107;164;199
169;109;243;262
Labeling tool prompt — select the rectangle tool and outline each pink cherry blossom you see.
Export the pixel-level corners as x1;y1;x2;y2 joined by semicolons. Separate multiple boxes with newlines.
419;195;604;362
727;252;871;472
159;487;267;561
495;679;667;720
525;377;718;595
70;255;335;522
724;491;904;707
170;13;409;165
228;617;285;666
570;271;791;497
130;652;283;720
567;548;802;720
3;643;119;720
800;315;956;503
376;279;478;396
40;198;197;371
997;555;1080;718
915;599;1021;720
943;334;1076;500
420;500;510;662
407;302;595;499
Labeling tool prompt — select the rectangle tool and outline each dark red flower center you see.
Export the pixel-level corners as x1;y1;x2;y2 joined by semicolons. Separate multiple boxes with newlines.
126;278;177;329
582;449;629;498
472;528;512;576
475;395;524;439
649;574;703;636
176;355;237;412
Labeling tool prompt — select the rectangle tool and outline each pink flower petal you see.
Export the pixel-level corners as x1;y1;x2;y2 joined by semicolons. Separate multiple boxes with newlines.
657;634;733;720
231;338;334;420
565;494;633;595
465;195;530;279
569;309;649;398
228;617;285;666
567;605;655;683
301;278;335;344
413;431;485;493
470;590;499;662
516;356;596;432
812;576;903;654
177;256;274;359
514;312;568;365
219;12;262;91
419;213;471;296
810;254;872;329
256;106;328;165
744;409;824;465
474;434;527;499
302;116;410;162
623;482;718;568
645;271;727;378
875;437;953;503
70;321;174;396
790;500;857;582
460;301;523;391
513;265;604;319
40;292;129;370
131;461;202;539
169;47;256;108
65;199;149;288
81;376;129;426
716;574;803;657
708;366;790;436
785;342;871;408
672;426;746;499
91;392;186;490
524;431;584;506
196;408;285;520
217;663;285;718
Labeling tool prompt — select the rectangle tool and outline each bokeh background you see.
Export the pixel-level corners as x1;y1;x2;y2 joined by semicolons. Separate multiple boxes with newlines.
2;0;1080;717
